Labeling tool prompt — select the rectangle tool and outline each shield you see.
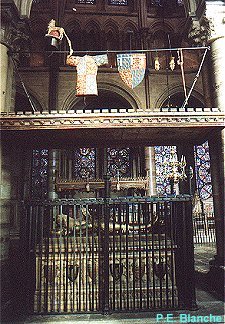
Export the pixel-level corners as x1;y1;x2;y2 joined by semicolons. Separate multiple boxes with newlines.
68;264;80;282
117;53;146;89
153;261;167;280
110;262;124;282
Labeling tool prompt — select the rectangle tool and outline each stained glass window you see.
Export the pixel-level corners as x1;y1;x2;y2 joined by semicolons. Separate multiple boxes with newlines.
194;141;212;200
31;149;49;199
108;0;128;5
107;148;131;177
150;0;183;6
75;0;96;4
73;148;96;179
154;146;177;195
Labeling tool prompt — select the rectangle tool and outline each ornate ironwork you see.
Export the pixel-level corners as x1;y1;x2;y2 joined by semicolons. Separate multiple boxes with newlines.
24;196;196;313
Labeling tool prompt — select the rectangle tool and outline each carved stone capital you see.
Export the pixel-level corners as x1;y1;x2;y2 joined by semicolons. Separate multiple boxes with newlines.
205;4;225;43
0;2;31;59
188;16;211;46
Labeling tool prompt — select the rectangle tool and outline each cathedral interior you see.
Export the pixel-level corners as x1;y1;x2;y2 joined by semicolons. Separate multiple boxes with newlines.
0;0;224;320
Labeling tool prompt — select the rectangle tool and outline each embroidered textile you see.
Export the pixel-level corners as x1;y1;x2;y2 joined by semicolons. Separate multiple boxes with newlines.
66;54;108;96
116;53;146;88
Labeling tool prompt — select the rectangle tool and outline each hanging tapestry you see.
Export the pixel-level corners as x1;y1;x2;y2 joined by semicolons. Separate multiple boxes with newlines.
116;53;146;88
66;54;108;96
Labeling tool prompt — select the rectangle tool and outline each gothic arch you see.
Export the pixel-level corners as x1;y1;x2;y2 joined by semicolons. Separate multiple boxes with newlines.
122;21;138;34
84;20;101;34
103;19;119;34
149;21;175;36
122;21;138;50
65;20;82;51
155;85;205;109
65;20;82;34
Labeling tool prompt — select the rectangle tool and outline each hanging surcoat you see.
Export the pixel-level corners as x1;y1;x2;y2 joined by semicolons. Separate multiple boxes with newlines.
66;54;108;96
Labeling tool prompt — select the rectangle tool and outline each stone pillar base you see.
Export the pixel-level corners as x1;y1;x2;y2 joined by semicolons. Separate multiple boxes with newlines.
207;256;225;298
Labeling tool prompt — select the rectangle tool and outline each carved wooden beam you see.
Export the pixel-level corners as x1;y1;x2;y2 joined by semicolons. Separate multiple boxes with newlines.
1;110;224;130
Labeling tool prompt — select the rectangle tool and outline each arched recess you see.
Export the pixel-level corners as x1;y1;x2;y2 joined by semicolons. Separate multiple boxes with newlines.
122;21;138;50
156;86;205;110
15;86;43;112
103;19;120;50
63;83;140;111
65;20;82;52
83;20;102;51
26;16;47;67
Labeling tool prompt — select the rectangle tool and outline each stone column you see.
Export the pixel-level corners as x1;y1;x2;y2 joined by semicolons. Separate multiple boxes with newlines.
0;44;9;112
144;147;156;196
0;143;24;317
208;130;224;296
0;3;31;318
205;1;225;296
1;2;30;113
209;35;225;109
206;1;225;111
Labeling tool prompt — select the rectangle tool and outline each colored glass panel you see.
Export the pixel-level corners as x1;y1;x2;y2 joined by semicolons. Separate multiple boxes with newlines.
31;149;49;199
108;0;128;5
194;141;212;200
73;148;96;179
154;146;177;195
75;0;96;4
107;148;131;177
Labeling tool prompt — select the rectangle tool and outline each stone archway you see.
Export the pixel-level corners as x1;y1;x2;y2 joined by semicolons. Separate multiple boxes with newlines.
63;84;140;112
160;92;205;109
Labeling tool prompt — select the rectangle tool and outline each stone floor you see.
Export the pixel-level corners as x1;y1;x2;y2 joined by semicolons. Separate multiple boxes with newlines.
194;243;216;273
3;243;224;324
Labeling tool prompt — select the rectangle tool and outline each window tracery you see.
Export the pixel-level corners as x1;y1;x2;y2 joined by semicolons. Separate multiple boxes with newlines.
150;0;183;6
73;148;96;179
108;0;128;5
75;0;96;4
107;148;131;177
31;149;49;199
154;146;177;194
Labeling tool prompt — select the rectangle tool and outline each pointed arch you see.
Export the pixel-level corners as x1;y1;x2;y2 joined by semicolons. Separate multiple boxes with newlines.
65;20;82;51
103;19;119;35
122;21;138;50
83;20;102;51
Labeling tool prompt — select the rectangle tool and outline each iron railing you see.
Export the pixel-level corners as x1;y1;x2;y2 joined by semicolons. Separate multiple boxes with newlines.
193;211;216;244
22;196;197;314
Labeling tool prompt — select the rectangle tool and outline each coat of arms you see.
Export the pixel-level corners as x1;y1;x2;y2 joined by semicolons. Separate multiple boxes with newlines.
117;53;146;89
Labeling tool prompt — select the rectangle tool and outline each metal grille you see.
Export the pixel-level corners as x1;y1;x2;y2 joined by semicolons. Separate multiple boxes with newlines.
23;196;196;314
193;211;216;244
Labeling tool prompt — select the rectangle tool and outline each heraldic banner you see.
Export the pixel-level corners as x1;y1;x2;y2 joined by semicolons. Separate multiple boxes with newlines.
116;53;146;89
